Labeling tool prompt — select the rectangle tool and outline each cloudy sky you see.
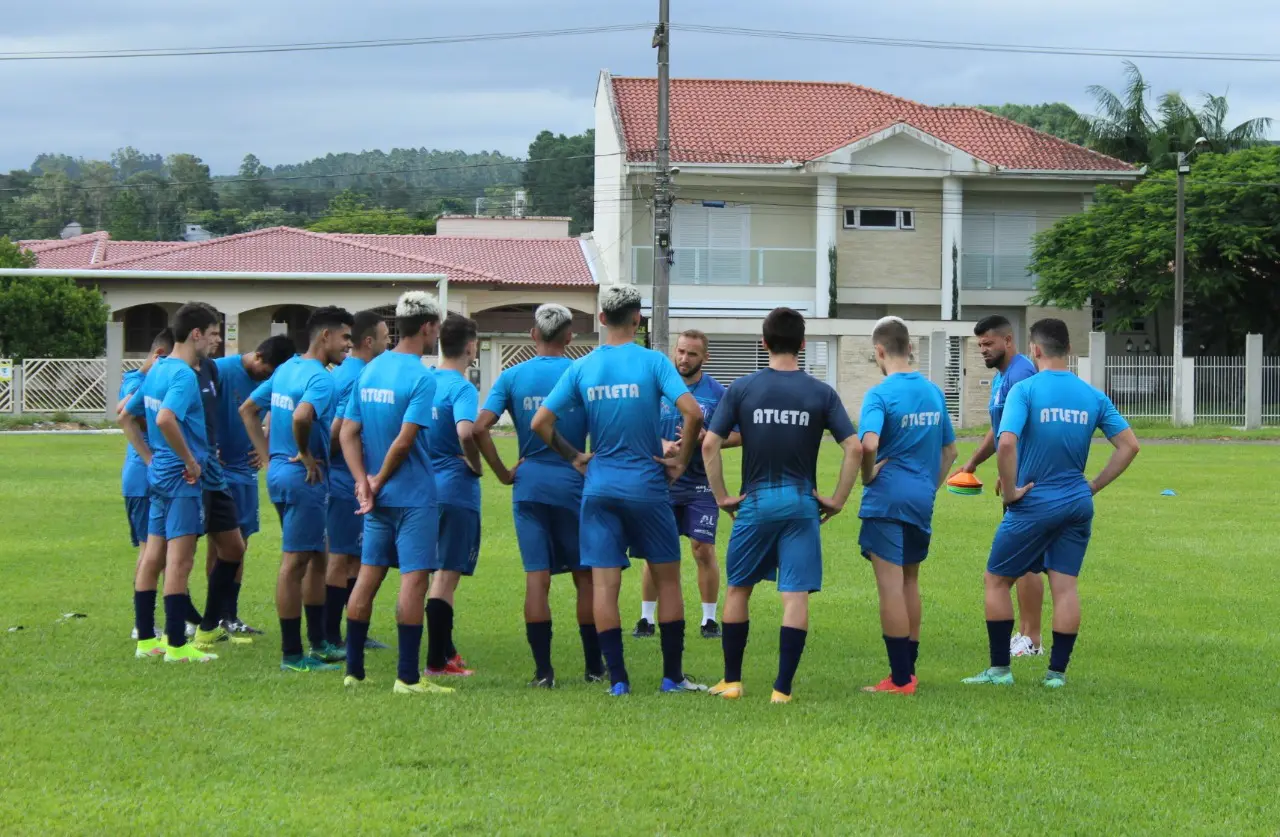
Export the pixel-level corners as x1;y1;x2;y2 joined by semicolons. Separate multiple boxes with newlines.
3;0;1277;173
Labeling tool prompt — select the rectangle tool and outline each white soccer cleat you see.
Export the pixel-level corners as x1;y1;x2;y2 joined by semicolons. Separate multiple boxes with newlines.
1010;633;1033;657
1015;642;1045;658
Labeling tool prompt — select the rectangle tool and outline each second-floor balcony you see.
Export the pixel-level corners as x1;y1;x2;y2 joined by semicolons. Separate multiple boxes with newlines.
632;246;815;287
960;253;1038;291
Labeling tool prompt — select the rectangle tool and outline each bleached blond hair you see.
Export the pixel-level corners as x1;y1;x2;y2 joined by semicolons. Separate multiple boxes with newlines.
534;303;573;342
600;285;642;314
396;291;440;320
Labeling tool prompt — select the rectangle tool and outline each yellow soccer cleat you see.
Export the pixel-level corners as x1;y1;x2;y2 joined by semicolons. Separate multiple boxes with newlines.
708;680;743;700
770;689;792;704
193;626;252;648
344;675;373;688
393;679;455;696
135;638;168;659
164;643;218;663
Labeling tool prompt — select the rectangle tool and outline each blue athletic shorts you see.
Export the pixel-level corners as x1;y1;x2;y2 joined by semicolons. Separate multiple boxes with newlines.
583;495;681;569
363;505;437;574
514;501;582;574
725;516;823;593
988;496;1094;578
858;517;932;567
125;496;149;548
326;484;362;557
147;492;204;540
226;481;260;540
428;504;480;576
268;464;328;554
671;493;719;544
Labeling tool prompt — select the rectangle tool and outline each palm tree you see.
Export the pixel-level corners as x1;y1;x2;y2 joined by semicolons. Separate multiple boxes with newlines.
1083;62;1158;165
1156;91;1272;159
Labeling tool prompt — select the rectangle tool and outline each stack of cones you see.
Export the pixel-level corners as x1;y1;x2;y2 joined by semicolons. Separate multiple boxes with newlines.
946;472;983;497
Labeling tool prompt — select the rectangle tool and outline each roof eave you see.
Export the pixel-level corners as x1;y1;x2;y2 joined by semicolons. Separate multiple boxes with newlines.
993;168;1142;180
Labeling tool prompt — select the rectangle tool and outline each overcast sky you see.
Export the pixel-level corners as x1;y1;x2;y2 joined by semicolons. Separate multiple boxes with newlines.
3;0;1277;173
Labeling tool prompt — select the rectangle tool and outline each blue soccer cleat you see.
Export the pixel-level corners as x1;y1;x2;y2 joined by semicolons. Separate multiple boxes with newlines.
661;676;708;694
609;681;631;697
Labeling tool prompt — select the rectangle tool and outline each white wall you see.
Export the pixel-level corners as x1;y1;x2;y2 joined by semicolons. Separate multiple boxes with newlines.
593;73;627;285
435;216;569;239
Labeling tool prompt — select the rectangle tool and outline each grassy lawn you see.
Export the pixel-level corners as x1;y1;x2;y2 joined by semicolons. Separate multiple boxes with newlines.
1;436;1276;834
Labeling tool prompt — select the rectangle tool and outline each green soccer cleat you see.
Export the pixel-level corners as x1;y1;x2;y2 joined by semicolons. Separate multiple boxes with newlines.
164;643;218;663
393;679;455;696
281;655;341;673
309;642;346;663
135;638;168;659
962;667;1015;686
193;626;252;648
1043;671;1067;689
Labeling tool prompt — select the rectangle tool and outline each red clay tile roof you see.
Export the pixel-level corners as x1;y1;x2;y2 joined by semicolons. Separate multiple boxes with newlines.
610;76;1134;172
20;227;594;287
331;234;593;287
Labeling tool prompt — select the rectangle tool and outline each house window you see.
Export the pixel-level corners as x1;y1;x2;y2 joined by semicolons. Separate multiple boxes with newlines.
123;304;170;354
844;207;914;230
1092;300;1146;332
671;203;751;285
961;211;1038;290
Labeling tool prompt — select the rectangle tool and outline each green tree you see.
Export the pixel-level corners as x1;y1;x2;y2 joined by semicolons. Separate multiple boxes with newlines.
307;189;436;234
166;153;217;217
108;189;153;241
232;153;273;212
1030;146;1280;353
523;129;594;234
974;103;1089;145
0;237;109;360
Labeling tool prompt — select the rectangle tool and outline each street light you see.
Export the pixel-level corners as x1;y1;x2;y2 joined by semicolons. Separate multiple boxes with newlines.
1172;136;1210;425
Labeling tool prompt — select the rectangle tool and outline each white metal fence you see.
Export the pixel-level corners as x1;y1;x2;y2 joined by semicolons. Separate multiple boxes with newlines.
1264;357;1280;426
1193;356;1247;425
0;359;13;412
1102;355;1173;419
917;336;963;425
16;358;143;415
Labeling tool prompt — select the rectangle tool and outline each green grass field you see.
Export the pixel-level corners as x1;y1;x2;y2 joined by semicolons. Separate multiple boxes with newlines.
2;435;1277;835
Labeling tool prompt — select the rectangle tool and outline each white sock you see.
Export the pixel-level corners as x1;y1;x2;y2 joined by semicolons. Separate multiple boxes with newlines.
701;602;717;624
640;601;657;623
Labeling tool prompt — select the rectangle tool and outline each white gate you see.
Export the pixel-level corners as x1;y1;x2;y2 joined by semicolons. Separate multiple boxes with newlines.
498;342;595;370
702;339;831;386
916;336;963;424
22;358;108;413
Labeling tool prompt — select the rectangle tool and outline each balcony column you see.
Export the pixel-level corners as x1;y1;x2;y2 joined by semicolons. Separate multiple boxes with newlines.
814;174;838;318
941;176;963;319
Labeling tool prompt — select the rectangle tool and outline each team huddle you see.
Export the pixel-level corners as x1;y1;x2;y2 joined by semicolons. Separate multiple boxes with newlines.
118;286;1140;700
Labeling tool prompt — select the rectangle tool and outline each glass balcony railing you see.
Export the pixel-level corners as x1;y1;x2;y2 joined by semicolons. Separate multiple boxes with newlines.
961;253;1039;291
632;246;815;287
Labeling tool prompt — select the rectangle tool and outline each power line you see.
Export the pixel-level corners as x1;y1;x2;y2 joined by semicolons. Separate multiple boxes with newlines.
0;24;650;61
674;24;1280;64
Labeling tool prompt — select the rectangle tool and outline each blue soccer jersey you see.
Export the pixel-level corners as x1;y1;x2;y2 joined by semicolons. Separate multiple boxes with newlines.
990;353;1037;430
329;354;367;477
428;367;481;511
481;355;586;510
196;358;227;493
997;370;1130;511
249;355;337;465
125;356;207;499
660;373;730;502
708;368;855;520
120;370;148;498
857;371;956;532
542;342;690;503
345;351;436;508
213;355;263;486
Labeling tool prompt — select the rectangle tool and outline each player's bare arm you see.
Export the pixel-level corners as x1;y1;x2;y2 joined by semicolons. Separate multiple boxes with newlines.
338;419;372;513
531;406;591;475
938;442;960;491
956;429;996;476
816;434;861;523
117;411;152;465
238;396;269;469
1088;428;1140;496
701;429;743;515
290;401;322;484
329;414;345;473
155;407;201;485
456;419;483;476
473;409;515;485
996;430;1034;505
859;431;887;485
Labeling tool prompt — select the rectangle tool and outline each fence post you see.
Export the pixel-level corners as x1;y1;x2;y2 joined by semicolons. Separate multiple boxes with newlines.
1085;332;1106;388
1179;357;1195;425
7;364;19;416
927;330;947;390
105;322;124;422
1244;333;1263;430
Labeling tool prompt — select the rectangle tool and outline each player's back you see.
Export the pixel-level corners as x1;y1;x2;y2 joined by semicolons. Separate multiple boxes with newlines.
1002;370;1119;507
264;356;334;465
718;368;853;520
352;351;436;508
329;355;366;476
991;353;1036;426
120;370;148;495
213;355;258;479
858;371;954;531
427;367;480;510
136;356;207;495
489;356;585;508
548;342;687;501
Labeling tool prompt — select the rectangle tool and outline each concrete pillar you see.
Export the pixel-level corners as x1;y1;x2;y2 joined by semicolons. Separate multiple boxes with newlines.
270;321;287;337
1086;332;1107;389
1244;333;1263;430
928;330;948;390
12;365;22;416
104;321;124;421
941;176;963;319
814;175;838;318
224;312;241;355
1179;357;1195;425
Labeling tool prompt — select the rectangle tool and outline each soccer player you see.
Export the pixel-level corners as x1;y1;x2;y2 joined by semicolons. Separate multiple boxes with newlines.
702;307;860;704
857;317;957;695
120;302;223;663
963;318;1140;689
341;291;454;695
121;328;173;641
241;305;354;672
473;303;604;687
209;334;295;635
634;330;739;641
952;314;1046;657
324;310;390;652
532;285;706;697
423;313;483;679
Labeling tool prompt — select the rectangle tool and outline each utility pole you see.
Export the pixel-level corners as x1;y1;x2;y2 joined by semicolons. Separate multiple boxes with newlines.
1172;151;1187;425
650;0;672;354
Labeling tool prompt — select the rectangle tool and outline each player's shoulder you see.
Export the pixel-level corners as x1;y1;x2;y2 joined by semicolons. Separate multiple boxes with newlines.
1008;354;1037;380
